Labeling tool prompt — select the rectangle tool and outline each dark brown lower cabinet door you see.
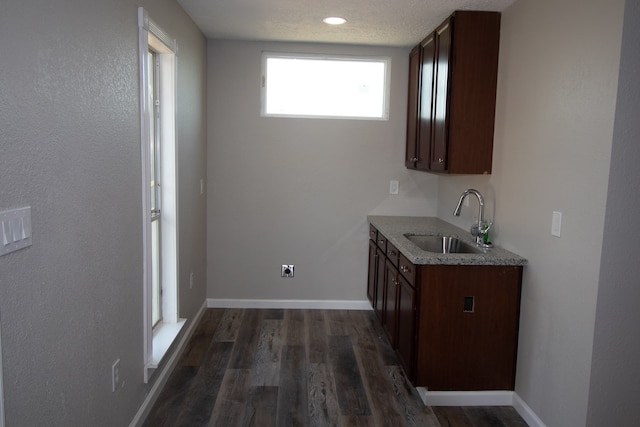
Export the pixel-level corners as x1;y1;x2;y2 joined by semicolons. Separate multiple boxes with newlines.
396;276;416;380
367;239;378;306
416;264;522;390
374;247;386;320
382;259;399;346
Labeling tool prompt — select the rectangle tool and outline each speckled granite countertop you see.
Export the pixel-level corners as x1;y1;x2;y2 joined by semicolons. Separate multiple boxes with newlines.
368;215;527;266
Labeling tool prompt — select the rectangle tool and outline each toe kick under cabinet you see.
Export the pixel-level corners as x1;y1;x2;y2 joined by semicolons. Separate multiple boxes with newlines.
367;224;523;391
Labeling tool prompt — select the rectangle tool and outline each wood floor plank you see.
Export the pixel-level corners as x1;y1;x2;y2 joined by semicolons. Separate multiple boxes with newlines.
276;345;309;426
249;318;283;387
326;309;350;336
340;415;376;426
307;363;340;427
387;365;440;427
305;309;329;364
173;341;234;426
229;309;262;369
262;308;285;320
213;308;244;342
285;309;306;346
361;309;399;366
208;369;251;426
494;406;530;426
463;406;505;426
346;310;381;352
351;340;404;426
180;309;224;367
142;365;198;427
433;406;470;427
243;386;279;426
328;335;371;417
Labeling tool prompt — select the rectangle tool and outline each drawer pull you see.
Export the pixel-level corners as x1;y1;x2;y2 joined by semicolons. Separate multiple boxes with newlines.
379;239;385;244
401;265;411;273
389;250;397;256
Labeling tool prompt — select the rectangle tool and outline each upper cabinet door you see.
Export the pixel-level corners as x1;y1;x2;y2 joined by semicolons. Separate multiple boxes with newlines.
416;33;436;171
405;45;421;169
430;19;452;171
405;11;500;175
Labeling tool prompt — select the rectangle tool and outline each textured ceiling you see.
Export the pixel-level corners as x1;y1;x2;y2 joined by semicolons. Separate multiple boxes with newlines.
177;0;517;47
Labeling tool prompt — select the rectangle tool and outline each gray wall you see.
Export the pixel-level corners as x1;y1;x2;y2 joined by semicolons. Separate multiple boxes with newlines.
206;40;438;303
0;0;207;425
437;0;625;425
587;0;640;425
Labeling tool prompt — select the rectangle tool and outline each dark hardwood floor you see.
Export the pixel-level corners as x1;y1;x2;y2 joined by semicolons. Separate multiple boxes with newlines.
143;308;527;427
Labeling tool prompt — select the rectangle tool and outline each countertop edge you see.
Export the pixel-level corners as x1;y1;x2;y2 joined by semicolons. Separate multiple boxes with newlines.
368;215;527;266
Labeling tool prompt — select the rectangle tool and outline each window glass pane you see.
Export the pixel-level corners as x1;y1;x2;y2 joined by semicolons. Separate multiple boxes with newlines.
263;54;389;119
151;218;161;326
148;50;157;212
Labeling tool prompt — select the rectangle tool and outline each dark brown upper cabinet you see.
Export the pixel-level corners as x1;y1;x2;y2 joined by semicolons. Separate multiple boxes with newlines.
405;11;501;174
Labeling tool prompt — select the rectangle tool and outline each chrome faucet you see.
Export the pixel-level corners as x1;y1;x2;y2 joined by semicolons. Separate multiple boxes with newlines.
453;189;492;247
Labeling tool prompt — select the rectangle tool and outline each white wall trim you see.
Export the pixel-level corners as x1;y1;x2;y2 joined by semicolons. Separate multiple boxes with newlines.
129;301;207;427
513;393;547;427
0;317;5;427
417;389;514;406
416;389;546;427
207;298;371;310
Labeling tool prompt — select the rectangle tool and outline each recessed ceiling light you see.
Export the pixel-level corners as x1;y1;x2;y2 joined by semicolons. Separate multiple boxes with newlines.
323;17;347;25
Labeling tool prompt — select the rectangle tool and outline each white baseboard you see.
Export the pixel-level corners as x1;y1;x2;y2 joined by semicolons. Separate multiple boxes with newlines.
129;300;208;427
417;389;514;406
417;388;546;427
207;298;372;310
513;392;547;427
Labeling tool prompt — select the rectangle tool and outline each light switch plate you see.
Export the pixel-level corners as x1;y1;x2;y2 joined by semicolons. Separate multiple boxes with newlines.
389;180;399;194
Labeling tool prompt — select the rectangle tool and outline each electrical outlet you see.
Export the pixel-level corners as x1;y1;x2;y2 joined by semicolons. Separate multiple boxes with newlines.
281;265;294;277
112;359;122;392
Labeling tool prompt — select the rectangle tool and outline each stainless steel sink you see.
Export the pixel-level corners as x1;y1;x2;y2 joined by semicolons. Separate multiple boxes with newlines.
404;234;482;254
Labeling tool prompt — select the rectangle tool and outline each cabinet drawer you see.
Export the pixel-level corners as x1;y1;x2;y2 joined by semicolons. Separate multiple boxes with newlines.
369;224;378;241
398;253;416;286
386;242;399;267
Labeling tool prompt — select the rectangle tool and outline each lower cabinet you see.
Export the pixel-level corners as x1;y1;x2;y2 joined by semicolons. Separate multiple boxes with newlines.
414;264;522;391
367;227;523;391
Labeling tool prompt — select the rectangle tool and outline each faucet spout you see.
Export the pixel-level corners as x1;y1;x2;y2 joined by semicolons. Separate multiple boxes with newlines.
453;189;490;246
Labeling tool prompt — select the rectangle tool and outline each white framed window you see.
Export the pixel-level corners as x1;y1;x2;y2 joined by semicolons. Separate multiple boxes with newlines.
261;52;391;120
138;7;184;383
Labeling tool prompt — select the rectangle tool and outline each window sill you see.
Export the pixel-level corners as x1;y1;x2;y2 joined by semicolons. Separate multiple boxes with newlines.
145;319;186;381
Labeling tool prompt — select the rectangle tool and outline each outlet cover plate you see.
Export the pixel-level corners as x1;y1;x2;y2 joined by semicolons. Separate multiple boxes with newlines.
281;265;294;277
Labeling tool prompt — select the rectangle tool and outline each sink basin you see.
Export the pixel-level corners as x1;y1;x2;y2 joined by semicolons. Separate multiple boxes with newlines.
404;234;482;254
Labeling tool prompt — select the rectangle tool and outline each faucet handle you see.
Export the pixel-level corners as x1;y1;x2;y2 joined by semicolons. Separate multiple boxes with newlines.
471;220;493;242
